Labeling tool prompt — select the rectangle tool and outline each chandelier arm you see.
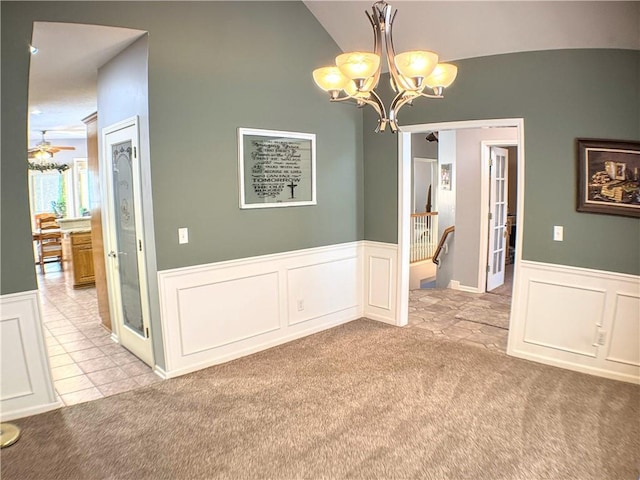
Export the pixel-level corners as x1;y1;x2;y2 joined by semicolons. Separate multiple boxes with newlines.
366;88;387;121
388;92;414;130
417;92;444;100
365;10;383;89
329;95;360;104
383;6;413;93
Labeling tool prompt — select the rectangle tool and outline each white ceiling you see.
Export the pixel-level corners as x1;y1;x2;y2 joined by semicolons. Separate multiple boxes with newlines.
304;1;640;61
28;22;145;142
27;2;639;142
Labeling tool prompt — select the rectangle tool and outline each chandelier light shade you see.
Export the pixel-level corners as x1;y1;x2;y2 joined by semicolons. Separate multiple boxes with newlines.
312;1;458;133
312;67;350;95
336;52;381;82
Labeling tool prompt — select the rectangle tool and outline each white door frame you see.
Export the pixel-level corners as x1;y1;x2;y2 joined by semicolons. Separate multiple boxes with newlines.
480;141;517;292
101;115;154;366
396;118;525;329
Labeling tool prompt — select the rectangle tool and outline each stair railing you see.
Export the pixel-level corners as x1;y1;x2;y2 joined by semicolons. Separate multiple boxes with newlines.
432;226;455;266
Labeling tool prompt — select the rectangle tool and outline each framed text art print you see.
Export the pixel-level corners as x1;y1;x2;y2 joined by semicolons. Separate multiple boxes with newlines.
576;138;640;218
238;128;316;209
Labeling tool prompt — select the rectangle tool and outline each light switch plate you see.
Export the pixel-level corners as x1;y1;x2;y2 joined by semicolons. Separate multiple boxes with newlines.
553;225;563;242
178;227;189;244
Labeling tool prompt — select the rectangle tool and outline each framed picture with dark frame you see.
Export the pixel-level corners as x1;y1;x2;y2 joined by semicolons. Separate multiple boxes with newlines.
238;128;316;209
576;138;640;218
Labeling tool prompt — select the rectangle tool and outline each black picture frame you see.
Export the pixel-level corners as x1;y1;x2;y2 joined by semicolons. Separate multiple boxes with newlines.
576;138;640;218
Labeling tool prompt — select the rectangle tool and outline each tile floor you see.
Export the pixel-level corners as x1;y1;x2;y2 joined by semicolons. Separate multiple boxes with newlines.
406;264;513;354
38;262;161;406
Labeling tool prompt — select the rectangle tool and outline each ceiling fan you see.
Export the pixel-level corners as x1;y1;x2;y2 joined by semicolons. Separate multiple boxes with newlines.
28;131;75;160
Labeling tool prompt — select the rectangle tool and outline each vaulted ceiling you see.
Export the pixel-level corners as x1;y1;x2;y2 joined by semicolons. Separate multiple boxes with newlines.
27;2;639;142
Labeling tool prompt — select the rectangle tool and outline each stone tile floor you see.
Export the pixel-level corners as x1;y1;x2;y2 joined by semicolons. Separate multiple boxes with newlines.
406;283;512;355
38;262;161;406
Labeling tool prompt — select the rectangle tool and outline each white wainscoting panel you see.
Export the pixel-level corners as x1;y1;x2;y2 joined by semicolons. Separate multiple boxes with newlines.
158;243;362;377
288;257;358;326
606;293;640;367
523;280;603;358
1;291;61;420
178;272;281;355
363;241;398;325
508;261;640;384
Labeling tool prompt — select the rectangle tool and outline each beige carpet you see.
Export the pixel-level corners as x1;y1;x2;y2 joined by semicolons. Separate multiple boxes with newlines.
2;319;639;480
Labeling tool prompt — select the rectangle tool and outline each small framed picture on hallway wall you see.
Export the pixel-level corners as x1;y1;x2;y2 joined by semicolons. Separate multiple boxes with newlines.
238;128;316;209
440;164;452;190
576;138;640;218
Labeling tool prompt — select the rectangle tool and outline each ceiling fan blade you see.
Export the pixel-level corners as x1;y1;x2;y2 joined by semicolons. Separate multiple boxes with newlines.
50;146;76;151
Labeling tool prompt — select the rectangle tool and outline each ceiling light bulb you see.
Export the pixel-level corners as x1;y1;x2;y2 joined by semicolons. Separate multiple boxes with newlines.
335;52;380;81
34;150;52;161
394;51;438;81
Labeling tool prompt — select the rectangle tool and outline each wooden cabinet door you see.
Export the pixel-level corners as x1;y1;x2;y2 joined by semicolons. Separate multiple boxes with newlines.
73;244;95;285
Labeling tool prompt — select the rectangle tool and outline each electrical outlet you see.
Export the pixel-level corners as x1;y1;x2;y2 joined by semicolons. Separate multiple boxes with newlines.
596;330;607;346
178;227;189;244
553;225;563;242
297;300;304;311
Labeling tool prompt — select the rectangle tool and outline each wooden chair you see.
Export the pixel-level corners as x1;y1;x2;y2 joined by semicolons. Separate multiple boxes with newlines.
36;214;63;272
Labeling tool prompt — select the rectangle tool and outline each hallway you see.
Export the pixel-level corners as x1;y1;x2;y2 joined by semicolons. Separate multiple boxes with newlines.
407;265;513;353
38;263;160;406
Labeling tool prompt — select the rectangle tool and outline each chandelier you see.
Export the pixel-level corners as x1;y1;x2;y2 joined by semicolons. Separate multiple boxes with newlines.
312;1;457;133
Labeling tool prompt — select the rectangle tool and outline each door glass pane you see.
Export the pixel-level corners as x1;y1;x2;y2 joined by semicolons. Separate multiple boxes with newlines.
112;140;144;336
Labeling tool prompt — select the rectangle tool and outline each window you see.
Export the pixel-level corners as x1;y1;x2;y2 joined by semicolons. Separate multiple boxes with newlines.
29;157;89;227
73;158;90;217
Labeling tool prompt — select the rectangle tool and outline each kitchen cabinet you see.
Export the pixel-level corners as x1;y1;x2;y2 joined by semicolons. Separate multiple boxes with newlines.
62;231;95;288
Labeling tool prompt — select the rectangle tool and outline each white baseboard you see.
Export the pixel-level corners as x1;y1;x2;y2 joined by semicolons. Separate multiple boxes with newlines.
1;400;62;422
449;280;482;293
508;261;639;384
159;308;358;379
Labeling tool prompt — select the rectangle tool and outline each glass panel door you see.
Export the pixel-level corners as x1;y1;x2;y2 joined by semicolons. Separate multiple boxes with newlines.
487;146;509;291
103;118;153;366
111;140;144;337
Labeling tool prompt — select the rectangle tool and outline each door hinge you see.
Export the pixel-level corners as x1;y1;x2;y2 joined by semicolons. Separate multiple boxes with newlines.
488;212;493;220
139;239;142;252
133;146;137;158
486;265;490;273
145;327;150;338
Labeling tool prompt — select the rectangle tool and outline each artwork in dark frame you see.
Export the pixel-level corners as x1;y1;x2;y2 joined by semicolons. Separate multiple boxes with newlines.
576;138;640;218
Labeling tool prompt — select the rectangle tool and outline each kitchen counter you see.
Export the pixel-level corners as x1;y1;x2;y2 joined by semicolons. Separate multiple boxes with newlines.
58;216;91;232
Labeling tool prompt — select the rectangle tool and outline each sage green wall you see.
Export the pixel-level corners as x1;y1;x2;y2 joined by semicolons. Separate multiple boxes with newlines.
0;2;363;295
364;49;640;275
